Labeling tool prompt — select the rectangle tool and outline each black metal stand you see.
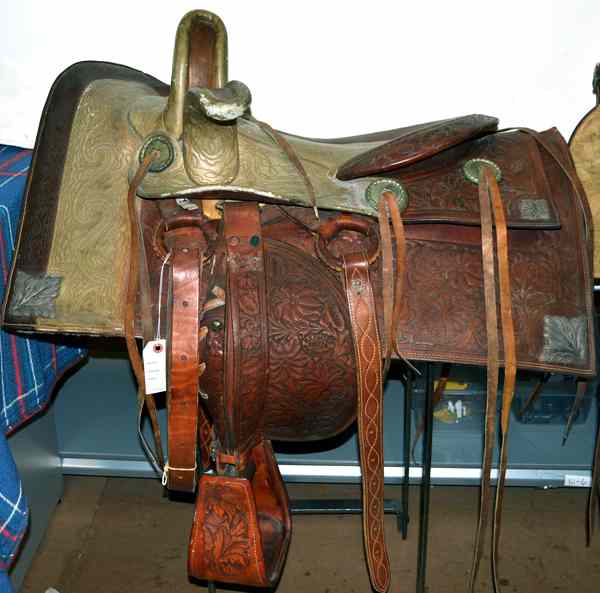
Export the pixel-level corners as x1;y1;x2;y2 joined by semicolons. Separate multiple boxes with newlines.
416;362;434;593
401;367;414;539
291;498;405;531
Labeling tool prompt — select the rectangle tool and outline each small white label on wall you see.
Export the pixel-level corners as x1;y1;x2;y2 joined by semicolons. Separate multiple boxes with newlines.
563;474;591;488
143;339;167;394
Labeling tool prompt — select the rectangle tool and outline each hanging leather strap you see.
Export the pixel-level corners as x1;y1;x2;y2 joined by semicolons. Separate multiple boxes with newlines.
342;251;391;593
468;167;502;593
378;193;407;373
220;201;269;469
166;247;203;492
467;167;516;593
488;167;517;593
252;118;319;218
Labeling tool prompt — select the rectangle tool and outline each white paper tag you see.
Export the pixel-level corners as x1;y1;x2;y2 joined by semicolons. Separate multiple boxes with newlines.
563;474;591;488
143;339;167;394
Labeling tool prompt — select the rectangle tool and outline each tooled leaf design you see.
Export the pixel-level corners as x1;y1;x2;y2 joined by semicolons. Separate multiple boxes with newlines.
541;316;587;366
203;487;251;575
9;271;61;319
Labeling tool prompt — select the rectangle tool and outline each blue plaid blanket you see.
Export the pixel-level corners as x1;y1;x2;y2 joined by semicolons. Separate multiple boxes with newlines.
0;145;87;592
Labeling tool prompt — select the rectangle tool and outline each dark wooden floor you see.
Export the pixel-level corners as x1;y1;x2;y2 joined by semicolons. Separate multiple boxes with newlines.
20;477;600;593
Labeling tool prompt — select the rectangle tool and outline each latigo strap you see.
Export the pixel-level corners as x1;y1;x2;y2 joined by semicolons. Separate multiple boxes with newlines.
469;166;516;592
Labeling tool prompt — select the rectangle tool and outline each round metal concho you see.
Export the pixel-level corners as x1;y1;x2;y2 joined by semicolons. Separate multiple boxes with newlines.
139;134;175;173
365;179;409;211
463;158;502;185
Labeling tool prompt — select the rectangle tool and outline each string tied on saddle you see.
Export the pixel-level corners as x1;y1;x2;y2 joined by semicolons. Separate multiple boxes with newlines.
161;462;198;487
252;117;320;219
155;251;171;341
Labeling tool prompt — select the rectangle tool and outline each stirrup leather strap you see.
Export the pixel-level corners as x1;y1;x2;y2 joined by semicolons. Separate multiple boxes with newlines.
221;201;269;463
342;251;391;593
166;247;204;491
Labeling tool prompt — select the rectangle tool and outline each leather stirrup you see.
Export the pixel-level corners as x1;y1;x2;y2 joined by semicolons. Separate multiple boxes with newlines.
188;202;291;587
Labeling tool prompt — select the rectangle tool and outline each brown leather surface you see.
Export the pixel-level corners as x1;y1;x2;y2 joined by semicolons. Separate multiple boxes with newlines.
468;166;501;592
342;251;390;593
188;441;291;587
188;20;217;89
221;202;269;460
167;246;203;492
201;235;358;442
469;167;518;593
382;193;407;363
380;131;560;229
392;130;593;376
489;168;517;593
337;114;498;180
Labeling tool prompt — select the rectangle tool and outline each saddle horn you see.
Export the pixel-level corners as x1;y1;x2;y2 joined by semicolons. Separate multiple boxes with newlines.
160;10;250;218
163;9;228;137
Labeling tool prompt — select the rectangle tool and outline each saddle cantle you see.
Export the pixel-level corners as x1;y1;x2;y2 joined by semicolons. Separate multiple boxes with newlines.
2;8;596;593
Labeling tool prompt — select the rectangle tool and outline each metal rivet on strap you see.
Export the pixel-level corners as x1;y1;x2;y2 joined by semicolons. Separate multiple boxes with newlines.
463;158;502;184
139;134;175;173
210;319;223;331
351;278;364;295
365;179;409;212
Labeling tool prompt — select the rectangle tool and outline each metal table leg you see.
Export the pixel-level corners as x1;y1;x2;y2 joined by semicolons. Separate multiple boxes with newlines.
291;498;405;522
401;367;414;538
416;362;434;593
